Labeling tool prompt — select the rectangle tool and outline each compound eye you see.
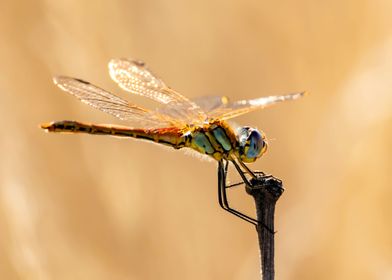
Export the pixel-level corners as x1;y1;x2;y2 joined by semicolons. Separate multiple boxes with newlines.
247;130;263;158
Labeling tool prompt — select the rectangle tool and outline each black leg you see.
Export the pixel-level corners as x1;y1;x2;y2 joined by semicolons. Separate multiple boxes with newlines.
217;160;258;226
222;160;260;224
226;181;245;189
217;160;275;233
224;161;246;188
230;159;252;186
238;159;257;179
230;156;274;186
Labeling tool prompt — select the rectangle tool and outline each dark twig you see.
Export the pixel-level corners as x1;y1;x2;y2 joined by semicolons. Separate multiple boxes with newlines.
246;174;284;280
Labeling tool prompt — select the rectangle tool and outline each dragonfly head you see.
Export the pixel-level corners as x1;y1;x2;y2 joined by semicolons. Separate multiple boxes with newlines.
237;127;267;163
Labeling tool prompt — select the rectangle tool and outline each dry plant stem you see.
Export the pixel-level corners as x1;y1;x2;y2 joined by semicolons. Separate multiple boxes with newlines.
246;175;284;280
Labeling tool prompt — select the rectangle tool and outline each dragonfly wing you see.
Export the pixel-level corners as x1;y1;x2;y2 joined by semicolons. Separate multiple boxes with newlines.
108;58;206;124
53;76;176;128
206;92;306;121
191;95;230;112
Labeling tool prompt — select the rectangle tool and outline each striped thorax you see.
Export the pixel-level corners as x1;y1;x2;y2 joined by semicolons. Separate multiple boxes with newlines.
187;120;267;162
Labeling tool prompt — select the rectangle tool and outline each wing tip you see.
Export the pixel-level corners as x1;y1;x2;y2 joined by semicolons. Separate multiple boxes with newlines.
108;58;146;69
52;76;63;85
300;91;308;96
53;76;91;87
53;75;71;85
108;58;119;70
291;91;308;100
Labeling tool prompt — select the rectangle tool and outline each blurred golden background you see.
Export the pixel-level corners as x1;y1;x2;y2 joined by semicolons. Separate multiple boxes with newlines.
1;0;392;279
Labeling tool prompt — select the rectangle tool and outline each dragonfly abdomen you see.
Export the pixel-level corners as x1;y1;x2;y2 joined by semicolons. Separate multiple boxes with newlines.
41;121;186;149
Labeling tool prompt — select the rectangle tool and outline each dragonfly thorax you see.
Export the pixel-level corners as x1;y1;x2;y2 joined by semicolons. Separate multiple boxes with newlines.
186;121;267;162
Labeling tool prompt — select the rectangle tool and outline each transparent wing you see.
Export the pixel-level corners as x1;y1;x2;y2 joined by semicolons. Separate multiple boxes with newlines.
191;95;230;112
53;76;177;128
206;92;306;121
108;58;206;124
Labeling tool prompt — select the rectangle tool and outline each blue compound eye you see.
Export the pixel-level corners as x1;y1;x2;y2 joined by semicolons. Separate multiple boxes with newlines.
237;127;266;162
247;130;263;158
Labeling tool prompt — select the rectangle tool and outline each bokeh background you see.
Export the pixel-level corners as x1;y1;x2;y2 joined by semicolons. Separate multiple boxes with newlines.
1;0;392;279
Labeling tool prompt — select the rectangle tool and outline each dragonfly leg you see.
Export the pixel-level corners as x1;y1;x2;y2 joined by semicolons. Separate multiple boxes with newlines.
218;160;258;226
226;181;245;189
223;160;247;189
230;157;275;188
252;170;278;182
230;158;252;186
218;160;275;233
238;160;257;179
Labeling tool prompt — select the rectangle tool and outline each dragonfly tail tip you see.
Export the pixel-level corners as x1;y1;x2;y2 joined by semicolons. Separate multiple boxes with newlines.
40;122;52;131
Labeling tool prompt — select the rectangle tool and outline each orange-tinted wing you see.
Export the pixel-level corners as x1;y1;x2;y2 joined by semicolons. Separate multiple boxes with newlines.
53;76;181;128
206;92;306;121
108;58;206;124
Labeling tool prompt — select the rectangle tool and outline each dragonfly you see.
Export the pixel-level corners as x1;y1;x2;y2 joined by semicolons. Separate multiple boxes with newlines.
41;58;305;226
